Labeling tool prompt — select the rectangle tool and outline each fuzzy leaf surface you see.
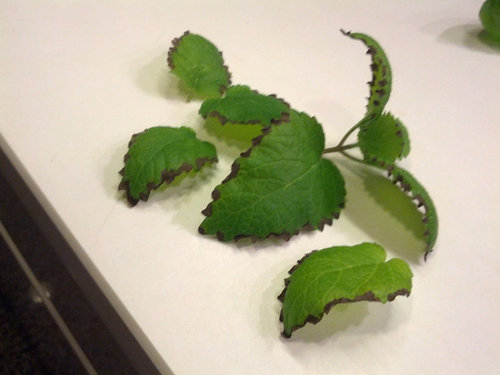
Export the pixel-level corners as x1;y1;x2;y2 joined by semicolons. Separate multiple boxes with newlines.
199;111;346;241
358;112;410;164
168;31;231;98
279;243;412;338
119;126;217;205
388;166;438;254
199;85;290;126
342;30;392;117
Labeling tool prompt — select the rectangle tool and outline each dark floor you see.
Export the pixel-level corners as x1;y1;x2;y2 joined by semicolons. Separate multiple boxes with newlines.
0;157;160;375
0;235;87;374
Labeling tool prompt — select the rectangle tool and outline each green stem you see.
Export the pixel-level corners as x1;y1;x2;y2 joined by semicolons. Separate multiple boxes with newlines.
338;121;361;146
323;143;358;154
340;151;394;174
340;151;365;163
323;118;366;155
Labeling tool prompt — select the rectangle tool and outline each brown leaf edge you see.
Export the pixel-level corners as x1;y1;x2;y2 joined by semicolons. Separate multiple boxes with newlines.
359;114;410;165
198;119;345;242
386;165;438;259
340;29;391;116
167;30;232;96
277;249;410;338
200;88;291;126
118;130;218;206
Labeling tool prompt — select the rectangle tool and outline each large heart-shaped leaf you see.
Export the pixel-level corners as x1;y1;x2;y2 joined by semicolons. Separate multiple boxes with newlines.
278;242;413;338
199;110;346;241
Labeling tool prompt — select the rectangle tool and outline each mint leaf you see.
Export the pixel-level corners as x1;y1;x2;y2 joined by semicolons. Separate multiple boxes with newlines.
342;30;392;117
278;243;412;338
199;85;290;126
199;110;346;241
387;166;438;255
168;31;231;99
119;126;217;205
358;112;410;164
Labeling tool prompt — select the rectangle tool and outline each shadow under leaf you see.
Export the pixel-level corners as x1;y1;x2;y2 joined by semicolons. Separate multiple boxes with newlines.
284;302;371;343
203;117;264;151
338;161;427;263
438;24;500;54
135;52;197;101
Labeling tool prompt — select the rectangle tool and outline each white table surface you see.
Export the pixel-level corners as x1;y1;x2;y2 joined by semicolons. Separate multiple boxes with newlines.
1;1;499;374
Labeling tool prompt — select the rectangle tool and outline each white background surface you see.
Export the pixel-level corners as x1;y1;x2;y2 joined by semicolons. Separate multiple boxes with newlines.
1;1;500;374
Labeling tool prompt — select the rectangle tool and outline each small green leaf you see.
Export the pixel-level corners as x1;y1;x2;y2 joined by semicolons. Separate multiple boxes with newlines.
278;243;412;338
199;110;346;241
119;126;217;205
358;112;410;164
480;0;500;42
168;31;231;99
387;166;439;255
199;85;290;126
342;30;392;117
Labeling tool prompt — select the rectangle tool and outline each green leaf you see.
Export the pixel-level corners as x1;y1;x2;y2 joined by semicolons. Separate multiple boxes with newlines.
199;85;290;126
387;166;439;255
342;30;392;117
167;31;231;99
119;126;218;205
278;243;412;338
358;112;410;164
199;110;346;241
480;0;500;42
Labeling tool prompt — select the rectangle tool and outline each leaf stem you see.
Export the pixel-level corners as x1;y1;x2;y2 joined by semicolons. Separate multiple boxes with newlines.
323;118;367;155
323;143;358;154
338;121;361;146
340;151;365;163
340;151;391;174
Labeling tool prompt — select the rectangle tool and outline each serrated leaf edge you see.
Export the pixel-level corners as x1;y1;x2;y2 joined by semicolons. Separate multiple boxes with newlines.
277;246;410;338
200;87;291;126
341;29;391;117
118;129;218;206
167;30;232;96
386;165;438;257
198;120;345;242
358;113;410;164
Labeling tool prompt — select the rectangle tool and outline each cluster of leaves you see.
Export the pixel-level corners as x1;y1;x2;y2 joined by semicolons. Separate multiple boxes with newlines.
118;30;438;338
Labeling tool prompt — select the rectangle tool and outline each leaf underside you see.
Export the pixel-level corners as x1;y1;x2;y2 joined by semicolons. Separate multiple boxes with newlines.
358;112;410;164
119;126;218;205
199;110;346;241
278;243;412;338
342;30;392;117
199;85;290;126
387;166;438;255
168;31;231;99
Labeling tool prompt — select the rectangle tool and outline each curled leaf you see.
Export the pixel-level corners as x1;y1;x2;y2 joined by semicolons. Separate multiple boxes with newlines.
119;126;217;205
342;30;392;117
387;165;438;255
168;31;231;99
279;243;412;338
199;85;290;126
358;112;410;164
199;110;346;241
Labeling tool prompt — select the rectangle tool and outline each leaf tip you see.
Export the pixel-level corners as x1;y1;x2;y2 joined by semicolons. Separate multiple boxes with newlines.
167;30;190;70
